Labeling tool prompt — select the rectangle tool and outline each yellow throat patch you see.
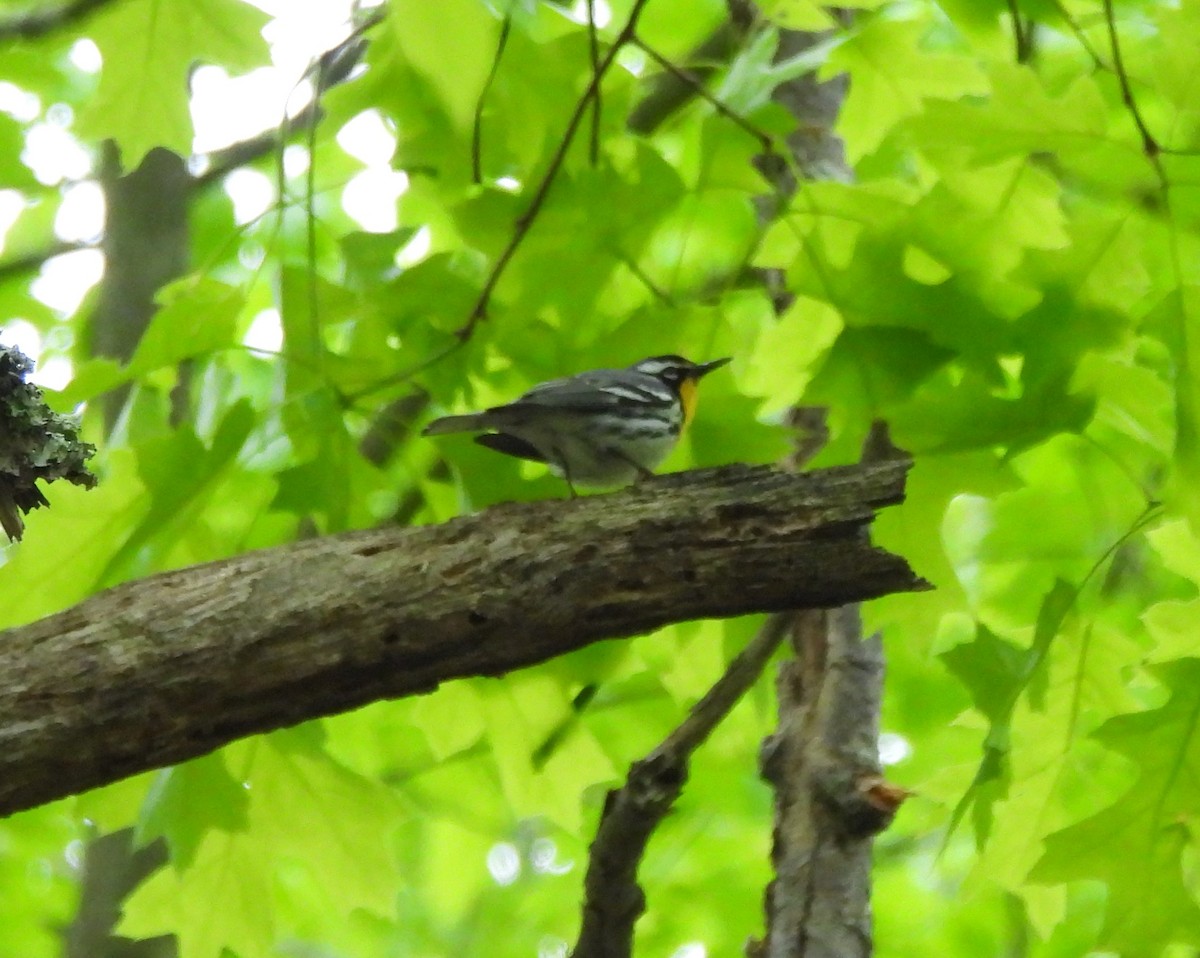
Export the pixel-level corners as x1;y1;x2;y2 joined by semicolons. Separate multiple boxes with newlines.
680;377;699;427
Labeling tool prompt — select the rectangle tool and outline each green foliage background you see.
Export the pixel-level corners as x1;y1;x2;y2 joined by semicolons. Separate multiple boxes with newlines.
1;0;1200;955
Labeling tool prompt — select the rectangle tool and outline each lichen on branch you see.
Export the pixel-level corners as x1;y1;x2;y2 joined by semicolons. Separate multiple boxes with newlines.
0;345;97;541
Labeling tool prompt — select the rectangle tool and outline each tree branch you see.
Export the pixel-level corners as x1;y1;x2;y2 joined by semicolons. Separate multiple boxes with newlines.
471;13;513;185
632;36;773;152
627;9;754;136
571;611;794;958
0;0;115;41
1101;0;1160;165
752;608;905;958
586;0;601;165
457;0;653;340
0;461;922;817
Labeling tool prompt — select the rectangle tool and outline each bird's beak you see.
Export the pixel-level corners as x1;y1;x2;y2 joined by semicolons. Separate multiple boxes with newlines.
695;357;732;378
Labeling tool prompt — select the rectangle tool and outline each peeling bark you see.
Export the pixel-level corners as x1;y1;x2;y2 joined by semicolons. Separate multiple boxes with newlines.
753;608;897;958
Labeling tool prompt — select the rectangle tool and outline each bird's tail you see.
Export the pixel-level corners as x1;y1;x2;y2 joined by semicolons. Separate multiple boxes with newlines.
421;412;488;436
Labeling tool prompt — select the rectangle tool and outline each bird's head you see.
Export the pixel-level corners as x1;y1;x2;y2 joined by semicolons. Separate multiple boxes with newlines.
630;355;731;425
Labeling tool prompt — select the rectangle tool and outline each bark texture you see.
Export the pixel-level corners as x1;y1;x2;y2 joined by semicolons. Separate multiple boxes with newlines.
755;608;893;958
572;613;793;958
747;12;891;955
0;461;921;817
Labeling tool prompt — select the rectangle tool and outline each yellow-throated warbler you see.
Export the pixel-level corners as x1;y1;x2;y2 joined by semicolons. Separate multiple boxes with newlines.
422;355;731;493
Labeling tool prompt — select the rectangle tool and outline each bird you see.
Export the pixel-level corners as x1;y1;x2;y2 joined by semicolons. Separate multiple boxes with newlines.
421;355;731;494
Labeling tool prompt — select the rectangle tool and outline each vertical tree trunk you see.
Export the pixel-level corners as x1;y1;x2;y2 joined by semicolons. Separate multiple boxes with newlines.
756;608;891;958
65;142;189;958
752;17;901;957
88;144;190;431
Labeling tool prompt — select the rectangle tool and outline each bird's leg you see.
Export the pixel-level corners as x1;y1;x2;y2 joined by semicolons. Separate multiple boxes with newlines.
552;446;578;499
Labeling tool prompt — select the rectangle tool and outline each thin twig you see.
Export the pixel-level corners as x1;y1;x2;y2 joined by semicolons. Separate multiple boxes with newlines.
627;19;748;135
472;13;513;184
457;0;654;342
304;57;323;377
196;9;384;190
587;0;602;165
1005;0;1032;63
344;337;464;403
1046;2;1198;158
1101;0;1163;176
663;613;792;753
617;251;674;304
0;239;89;282
634;36;774;153
570;612;793;958
1048;0;1105;68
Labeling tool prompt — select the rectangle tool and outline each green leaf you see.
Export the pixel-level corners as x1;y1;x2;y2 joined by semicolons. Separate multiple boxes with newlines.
412;681;487;761
77;0;270;164
479;675;618;832
823;14;988;161
757;0;837;29
1144;599;1200;662
119;812;277;958
1147;518;1200;586
120;731;404;958
941;626;1026;727
1033;661;1200;956
95;400;255;584
940;579;1079;847
386;0;502;135
974;620;1142;899
0;113;36;190
57;278;245;406
0;808;79;958
908;63;1109;168
0;449;149;625
1152;287;1200;532
732;294;843;416
758;0;886;29
137;753;250;867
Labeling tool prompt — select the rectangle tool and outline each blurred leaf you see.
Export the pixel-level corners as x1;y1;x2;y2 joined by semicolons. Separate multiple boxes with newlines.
120;731;403;958
58;278;245;405
0;807;80;958
386;0;501;135
0;449;148;625
1033;661;1200;956
77;0;270;163
824;14;988;161
136;753;250;867
95;400;255;584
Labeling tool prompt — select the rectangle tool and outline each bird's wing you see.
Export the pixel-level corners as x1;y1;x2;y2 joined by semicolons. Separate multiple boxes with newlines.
475;432;549;463
498;369;674;414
